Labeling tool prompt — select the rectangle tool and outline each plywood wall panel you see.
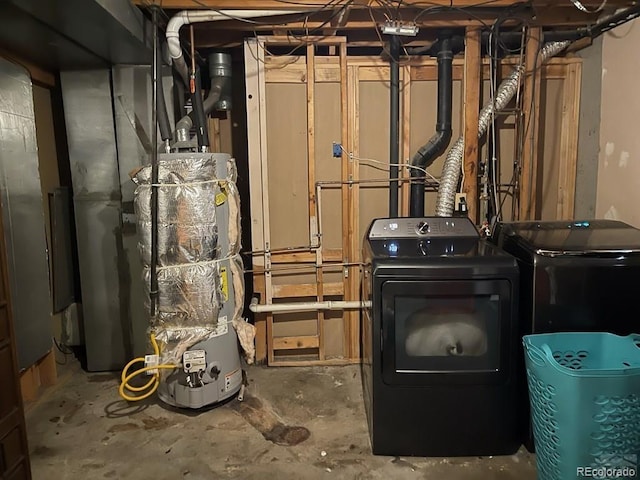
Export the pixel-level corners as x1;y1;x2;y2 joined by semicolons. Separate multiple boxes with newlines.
265;83;309;250
358;81;390;235
323;312;344;358
539;79;564;220
315;82;343;250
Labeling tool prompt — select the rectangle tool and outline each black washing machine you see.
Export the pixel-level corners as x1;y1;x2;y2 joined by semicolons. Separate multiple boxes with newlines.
491;219;640;451
361;217;521;457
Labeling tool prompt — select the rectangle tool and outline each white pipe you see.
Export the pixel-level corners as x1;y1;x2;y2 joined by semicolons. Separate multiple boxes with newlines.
166;9;299;83
249;298;371;314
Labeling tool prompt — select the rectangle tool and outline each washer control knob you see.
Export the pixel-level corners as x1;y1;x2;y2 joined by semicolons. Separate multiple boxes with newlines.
416;221;429;235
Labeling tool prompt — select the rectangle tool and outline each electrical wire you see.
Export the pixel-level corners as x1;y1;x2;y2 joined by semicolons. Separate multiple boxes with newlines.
188;0;346;26
243;2;353;67
478;8;536;222
410;0;512;28
53;336;74;355
338;144;440;183
53;336;73;366
570;0;607;13
488;27;500;221
118;333;177;402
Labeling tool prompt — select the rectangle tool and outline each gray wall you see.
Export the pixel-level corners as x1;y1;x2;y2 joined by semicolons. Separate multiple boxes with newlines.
575;37;603;219
0;58;53;369
597;19;640;227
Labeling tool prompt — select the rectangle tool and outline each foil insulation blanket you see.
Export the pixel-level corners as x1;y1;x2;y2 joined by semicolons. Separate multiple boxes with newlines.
434;41;571;217
133;154;249;364
153;326;220;366
142;261;222;328
230;255;255;364
136;195;219;266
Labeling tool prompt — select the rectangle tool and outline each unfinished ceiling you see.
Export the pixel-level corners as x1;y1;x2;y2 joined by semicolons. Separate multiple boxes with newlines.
0;0;153;70
135;0;638;48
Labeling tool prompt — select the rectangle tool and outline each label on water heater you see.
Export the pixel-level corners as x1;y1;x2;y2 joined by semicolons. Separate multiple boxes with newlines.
212;317;228;337
220;267;229;301
183;350;207;374
225;368;242;392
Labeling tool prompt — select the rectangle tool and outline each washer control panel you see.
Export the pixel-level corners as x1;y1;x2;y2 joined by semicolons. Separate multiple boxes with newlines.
368;217;479;239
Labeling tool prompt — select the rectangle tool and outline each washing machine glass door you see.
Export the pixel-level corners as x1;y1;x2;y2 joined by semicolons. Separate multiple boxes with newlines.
380;279;512;385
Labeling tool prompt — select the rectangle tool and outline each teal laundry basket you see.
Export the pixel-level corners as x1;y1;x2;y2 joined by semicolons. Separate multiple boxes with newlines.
523;332;640;480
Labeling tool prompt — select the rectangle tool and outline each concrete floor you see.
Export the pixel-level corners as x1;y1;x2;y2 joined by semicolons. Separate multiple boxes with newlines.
25;360;538;480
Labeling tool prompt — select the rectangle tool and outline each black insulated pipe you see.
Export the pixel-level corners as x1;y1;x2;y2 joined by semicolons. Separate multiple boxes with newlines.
587;4;640;38
172;70;187;123
410;36;454;218
191;68;209;149
175;76;225;135
150;7;160;318
389;35;401;218
155;34;172;143
175;53;232;143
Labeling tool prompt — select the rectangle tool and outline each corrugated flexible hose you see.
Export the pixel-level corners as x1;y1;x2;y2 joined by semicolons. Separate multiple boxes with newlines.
434;41;571;217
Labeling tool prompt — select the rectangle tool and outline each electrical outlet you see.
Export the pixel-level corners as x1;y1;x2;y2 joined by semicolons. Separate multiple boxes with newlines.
455;193;467;211
332;142;342;158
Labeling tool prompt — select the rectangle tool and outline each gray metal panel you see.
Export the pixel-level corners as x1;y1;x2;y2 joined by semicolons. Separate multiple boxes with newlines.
112;65;174;358
0;58;53;369
61;69;130;371
49;187;76;313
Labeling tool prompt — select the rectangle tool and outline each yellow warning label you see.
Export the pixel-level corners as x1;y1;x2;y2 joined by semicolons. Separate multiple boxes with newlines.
215;191;227;206
215;182;228;206
220;266;228;301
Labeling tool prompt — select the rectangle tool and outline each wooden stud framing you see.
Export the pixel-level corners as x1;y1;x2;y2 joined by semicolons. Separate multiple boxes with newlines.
273;335;320;350
519;27;543;220
401;65;412;217
462;27;482;224
244;38;270;363
246;34;582;365
557;62;582;220
269;248;342;263
412;64;465;81
20;349;57;402
250;36;351;365
306;43;326;360
344;49;360;360
208;117;222;153
266;358;361;368
272;282;343;298
138;0;631;8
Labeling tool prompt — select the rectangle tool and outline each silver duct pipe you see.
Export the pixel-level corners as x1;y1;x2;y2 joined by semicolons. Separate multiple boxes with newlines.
175;52;232;142
434;40;571;217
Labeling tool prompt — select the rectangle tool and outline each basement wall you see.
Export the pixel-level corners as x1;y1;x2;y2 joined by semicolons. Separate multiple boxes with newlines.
597;19;640;227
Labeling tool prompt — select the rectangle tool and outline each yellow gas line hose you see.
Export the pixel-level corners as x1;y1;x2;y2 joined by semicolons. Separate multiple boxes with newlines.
118;334;177;402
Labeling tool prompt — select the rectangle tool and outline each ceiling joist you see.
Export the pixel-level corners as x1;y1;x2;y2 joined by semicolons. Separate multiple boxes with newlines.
135;0;630;9
136;0;638;48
